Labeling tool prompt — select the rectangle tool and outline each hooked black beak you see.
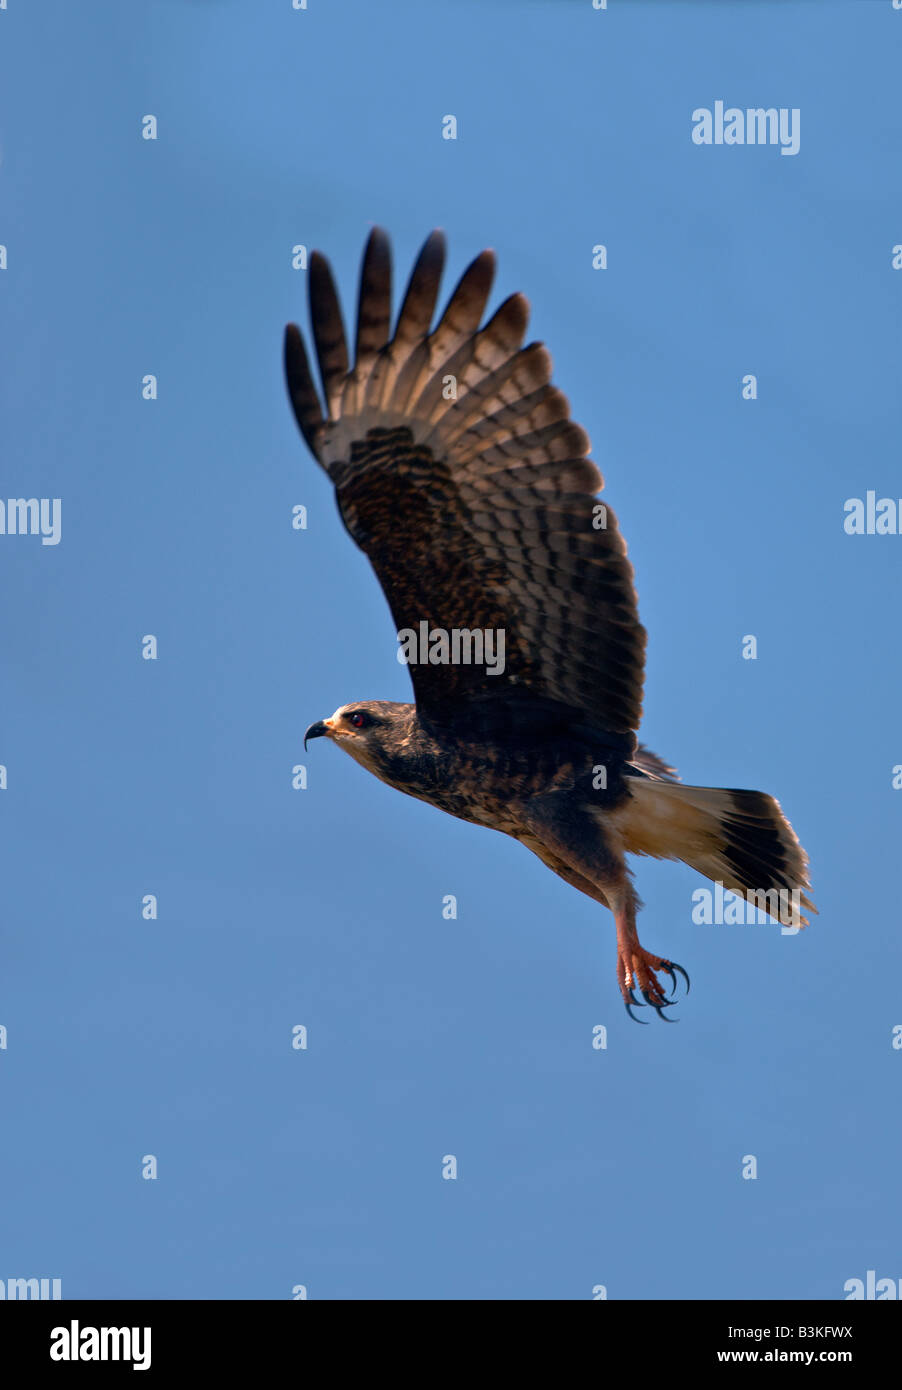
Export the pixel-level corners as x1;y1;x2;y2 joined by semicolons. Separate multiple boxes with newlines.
304;720;329;751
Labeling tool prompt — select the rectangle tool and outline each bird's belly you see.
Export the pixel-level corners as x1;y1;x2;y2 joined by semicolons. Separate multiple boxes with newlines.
380;746;592;836
400;780;524;835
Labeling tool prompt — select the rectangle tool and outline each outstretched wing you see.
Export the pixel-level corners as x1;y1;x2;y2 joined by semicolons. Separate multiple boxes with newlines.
285;228;646;743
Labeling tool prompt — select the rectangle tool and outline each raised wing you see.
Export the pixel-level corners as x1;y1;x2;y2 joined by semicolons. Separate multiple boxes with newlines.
285;229;646;745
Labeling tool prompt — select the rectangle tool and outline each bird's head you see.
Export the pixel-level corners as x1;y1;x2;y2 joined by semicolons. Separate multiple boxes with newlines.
304;700;414;777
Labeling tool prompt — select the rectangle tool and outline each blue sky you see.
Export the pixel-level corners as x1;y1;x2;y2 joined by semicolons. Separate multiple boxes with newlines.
0;0;900;1300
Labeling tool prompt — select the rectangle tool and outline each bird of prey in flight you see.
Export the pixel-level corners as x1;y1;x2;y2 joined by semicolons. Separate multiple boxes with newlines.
285;229;814;1022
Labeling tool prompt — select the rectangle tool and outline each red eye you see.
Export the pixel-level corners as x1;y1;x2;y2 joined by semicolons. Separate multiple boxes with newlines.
350;712;366;728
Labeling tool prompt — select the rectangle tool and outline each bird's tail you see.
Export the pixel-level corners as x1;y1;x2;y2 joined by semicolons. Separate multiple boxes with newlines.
617;777;816;925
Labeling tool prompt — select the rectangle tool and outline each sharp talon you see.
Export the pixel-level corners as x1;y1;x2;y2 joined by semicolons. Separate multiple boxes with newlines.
659;965;675;997
663;961;690;996
658;965;679;1001
640;988;679;1022
618;950;689;1023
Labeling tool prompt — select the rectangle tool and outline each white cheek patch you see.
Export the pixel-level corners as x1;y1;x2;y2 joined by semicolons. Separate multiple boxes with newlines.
334;731;384;778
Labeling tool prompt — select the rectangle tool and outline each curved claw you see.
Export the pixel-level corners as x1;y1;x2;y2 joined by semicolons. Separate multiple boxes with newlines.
641;988;679;1022
661;960;691;997
628;989;647;1008
624;996;650;1024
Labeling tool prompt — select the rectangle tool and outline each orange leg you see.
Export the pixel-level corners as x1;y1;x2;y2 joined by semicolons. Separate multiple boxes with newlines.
615;906;690;1023
519;797;690;1022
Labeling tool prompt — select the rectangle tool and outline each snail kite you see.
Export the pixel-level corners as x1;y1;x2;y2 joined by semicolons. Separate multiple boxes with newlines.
285;229;815;1021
